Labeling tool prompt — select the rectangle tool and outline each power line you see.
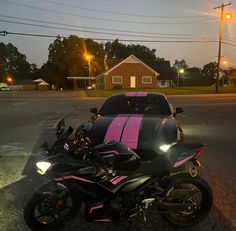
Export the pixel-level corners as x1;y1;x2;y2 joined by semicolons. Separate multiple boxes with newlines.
0;19;218;40
0;14;209;37
222;41;236;47
38;0;212;19
0;30;219;43
223;37;236;43
1;30;59;38
1;0;217;25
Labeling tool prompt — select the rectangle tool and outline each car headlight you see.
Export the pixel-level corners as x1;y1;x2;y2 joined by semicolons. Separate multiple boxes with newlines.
159;142;176;152
36;161;51;175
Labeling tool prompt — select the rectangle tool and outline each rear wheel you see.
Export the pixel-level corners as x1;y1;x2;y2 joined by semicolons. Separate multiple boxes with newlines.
24;192;80;230
161;173;213;227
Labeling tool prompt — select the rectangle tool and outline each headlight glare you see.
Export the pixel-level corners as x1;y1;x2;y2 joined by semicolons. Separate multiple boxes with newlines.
159;142;176;152
36;161;51;175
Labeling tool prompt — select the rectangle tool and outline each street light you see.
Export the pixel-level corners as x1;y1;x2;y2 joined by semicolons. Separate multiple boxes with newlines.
6;76;13;84
225;13;232;20
221;59;229;86
177;68;184;87
84;53;92;87
214;2;232;92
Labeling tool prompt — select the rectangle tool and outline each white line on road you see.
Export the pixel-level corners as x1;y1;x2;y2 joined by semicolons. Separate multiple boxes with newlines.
13;102;26;106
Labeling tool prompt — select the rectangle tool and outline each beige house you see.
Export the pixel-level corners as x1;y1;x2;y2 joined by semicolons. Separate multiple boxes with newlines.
96;55;159;89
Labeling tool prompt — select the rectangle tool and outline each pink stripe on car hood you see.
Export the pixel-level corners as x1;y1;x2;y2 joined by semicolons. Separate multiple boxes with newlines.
121;114;143;149
104;114;143;150
104;115;129;142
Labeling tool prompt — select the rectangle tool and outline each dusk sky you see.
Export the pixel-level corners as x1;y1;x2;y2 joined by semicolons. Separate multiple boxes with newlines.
1;0;236;69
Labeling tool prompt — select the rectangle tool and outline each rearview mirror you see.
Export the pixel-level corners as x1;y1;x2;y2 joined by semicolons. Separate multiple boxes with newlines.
90;108;98;114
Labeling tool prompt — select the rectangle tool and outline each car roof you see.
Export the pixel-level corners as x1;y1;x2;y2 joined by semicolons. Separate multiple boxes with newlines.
111;92;166;98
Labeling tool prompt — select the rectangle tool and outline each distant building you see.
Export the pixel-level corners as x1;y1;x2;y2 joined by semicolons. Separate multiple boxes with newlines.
155;60;175;88
96;55;159;89
10;79;51;91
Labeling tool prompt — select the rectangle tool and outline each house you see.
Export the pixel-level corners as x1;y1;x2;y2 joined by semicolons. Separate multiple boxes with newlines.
156;60;175;88
96;55;159;89
10;79;51;91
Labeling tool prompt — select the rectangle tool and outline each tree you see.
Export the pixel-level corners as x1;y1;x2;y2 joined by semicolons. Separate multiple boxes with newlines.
228;69;236;86
0;42;35;82
104;39;162;69
44;35;105;88
184;67;202;86
201;62;217;85
173;59;188;71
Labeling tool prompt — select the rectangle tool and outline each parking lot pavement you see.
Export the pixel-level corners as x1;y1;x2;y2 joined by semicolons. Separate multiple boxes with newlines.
0;93;236;231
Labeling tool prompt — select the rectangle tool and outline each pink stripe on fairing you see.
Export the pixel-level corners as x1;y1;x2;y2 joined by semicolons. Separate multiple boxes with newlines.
89;204;104;214
110;176;120;183
104;115;129;142
111;176;128;185
54;175;95;184
136;92;148;96
121;115;143;149
99;150;119;156
174;154;195;168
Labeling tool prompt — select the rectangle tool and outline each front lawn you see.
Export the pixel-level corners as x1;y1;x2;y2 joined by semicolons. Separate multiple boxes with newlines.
88;86;236;97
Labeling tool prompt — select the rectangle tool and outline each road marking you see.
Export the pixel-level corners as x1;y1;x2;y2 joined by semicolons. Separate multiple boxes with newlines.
179;114;205;126
37;110;72;130
13;102;26;106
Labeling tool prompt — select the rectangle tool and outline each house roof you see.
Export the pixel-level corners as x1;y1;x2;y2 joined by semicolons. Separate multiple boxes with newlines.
101;55;159;76
33;78;44;82
38;80;50;85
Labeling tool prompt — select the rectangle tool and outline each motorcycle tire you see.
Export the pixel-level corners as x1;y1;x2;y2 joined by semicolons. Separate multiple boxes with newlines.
24;192;80;231
160;173;213;227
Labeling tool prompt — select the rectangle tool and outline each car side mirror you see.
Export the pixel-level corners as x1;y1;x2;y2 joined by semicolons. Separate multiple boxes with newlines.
174;107;184;115
90;108;98;114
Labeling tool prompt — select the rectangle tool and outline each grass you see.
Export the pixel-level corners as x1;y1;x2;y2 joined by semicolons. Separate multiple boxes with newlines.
88;86;236;97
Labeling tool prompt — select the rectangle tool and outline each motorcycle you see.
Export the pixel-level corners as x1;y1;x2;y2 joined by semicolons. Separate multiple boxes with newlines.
24;127;213;230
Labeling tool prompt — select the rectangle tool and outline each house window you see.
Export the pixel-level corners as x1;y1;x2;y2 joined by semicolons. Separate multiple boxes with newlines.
112;76;123;84
160;81;166;87
142;76;152;84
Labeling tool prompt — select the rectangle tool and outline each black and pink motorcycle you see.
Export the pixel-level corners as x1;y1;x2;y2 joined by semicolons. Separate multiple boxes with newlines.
24;127;213;230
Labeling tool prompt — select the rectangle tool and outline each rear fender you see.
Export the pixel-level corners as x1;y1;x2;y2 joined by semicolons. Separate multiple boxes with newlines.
159;172;193;190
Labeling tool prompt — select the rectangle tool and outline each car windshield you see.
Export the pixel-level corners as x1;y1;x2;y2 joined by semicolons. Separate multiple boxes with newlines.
99;94;172;116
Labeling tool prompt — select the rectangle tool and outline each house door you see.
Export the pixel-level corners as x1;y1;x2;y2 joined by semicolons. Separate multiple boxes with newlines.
130;76;136;88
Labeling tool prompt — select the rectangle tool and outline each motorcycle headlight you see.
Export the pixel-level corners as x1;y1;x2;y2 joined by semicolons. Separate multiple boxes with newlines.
159;142;176;152
36;161;51;175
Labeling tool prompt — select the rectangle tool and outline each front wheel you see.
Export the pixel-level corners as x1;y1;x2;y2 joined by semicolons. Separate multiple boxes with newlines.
161;173;213;227
24;192;80;230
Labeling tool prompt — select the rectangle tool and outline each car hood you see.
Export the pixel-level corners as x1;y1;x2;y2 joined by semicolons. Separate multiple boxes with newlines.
86;114;178;160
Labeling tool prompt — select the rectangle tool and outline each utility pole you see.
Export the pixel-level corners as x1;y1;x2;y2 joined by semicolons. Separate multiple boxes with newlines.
214;2;231;93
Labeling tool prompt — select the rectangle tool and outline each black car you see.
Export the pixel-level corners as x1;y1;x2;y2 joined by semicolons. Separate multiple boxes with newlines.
81;92;184;160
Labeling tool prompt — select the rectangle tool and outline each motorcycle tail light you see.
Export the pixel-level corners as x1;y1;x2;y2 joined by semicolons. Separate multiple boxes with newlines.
195;146;206;158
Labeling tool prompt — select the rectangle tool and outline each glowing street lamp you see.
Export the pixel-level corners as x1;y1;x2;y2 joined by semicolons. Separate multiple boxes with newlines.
84;53;92;86
6;76;13;84
225;13;232;20
177;68;185;87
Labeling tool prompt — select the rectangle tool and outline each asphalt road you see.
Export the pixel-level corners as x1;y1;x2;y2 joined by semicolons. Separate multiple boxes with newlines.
0;91;236;231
